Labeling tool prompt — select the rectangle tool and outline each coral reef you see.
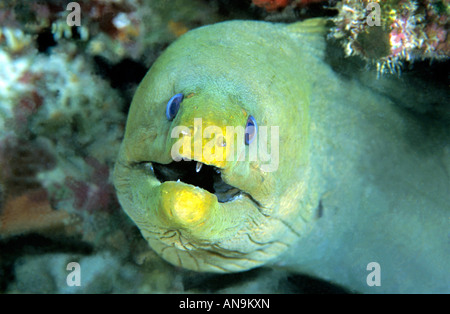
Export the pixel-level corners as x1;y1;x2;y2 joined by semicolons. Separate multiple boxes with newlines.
331;0;449;74
0;135;55;196
0;189;78;238
252;0;328;12
8;252;144;293
252;0;449;74
0;46;126;239
0;0;232;293
65;157;114;214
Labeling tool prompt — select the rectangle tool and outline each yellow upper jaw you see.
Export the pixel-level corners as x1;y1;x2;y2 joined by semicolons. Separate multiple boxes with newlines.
170;119;239;169
169;96;247;169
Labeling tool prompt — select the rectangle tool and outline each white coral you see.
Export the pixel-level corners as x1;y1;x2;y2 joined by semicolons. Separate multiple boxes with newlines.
0;49;33;132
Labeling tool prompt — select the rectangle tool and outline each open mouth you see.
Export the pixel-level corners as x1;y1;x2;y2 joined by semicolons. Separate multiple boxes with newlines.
148;160;242;203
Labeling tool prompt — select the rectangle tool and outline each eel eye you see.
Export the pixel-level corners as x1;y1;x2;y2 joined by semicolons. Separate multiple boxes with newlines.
245;115;257;145
165;93;183;121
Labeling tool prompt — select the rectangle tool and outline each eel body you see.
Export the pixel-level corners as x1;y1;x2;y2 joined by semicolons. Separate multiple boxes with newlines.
114;19;450;293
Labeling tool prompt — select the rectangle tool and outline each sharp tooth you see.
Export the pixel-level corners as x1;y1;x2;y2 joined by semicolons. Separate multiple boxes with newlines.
145;163;154;173
196;162;203;173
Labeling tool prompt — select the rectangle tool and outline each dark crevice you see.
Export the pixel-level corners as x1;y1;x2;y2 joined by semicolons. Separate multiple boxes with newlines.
153;160;217;194
36;28;57;53
180;267;352;293
285;273;353;294
93;56;148;114
294;1;339;18
215;0;263;20
93;56;148;90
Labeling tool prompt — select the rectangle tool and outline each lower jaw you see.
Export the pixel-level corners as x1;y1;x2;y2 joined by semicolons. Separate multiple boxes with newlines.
147;232;269;273
118;161;273;272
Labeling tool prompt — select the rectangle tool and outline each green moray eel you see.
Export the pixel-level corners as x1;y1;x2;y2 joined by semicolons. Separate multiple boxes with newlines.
114;19;450;293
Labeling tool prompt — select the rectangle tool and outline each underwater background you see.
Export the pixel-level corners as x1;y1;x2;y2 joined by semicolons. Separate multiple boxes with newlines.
0;0;448;293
